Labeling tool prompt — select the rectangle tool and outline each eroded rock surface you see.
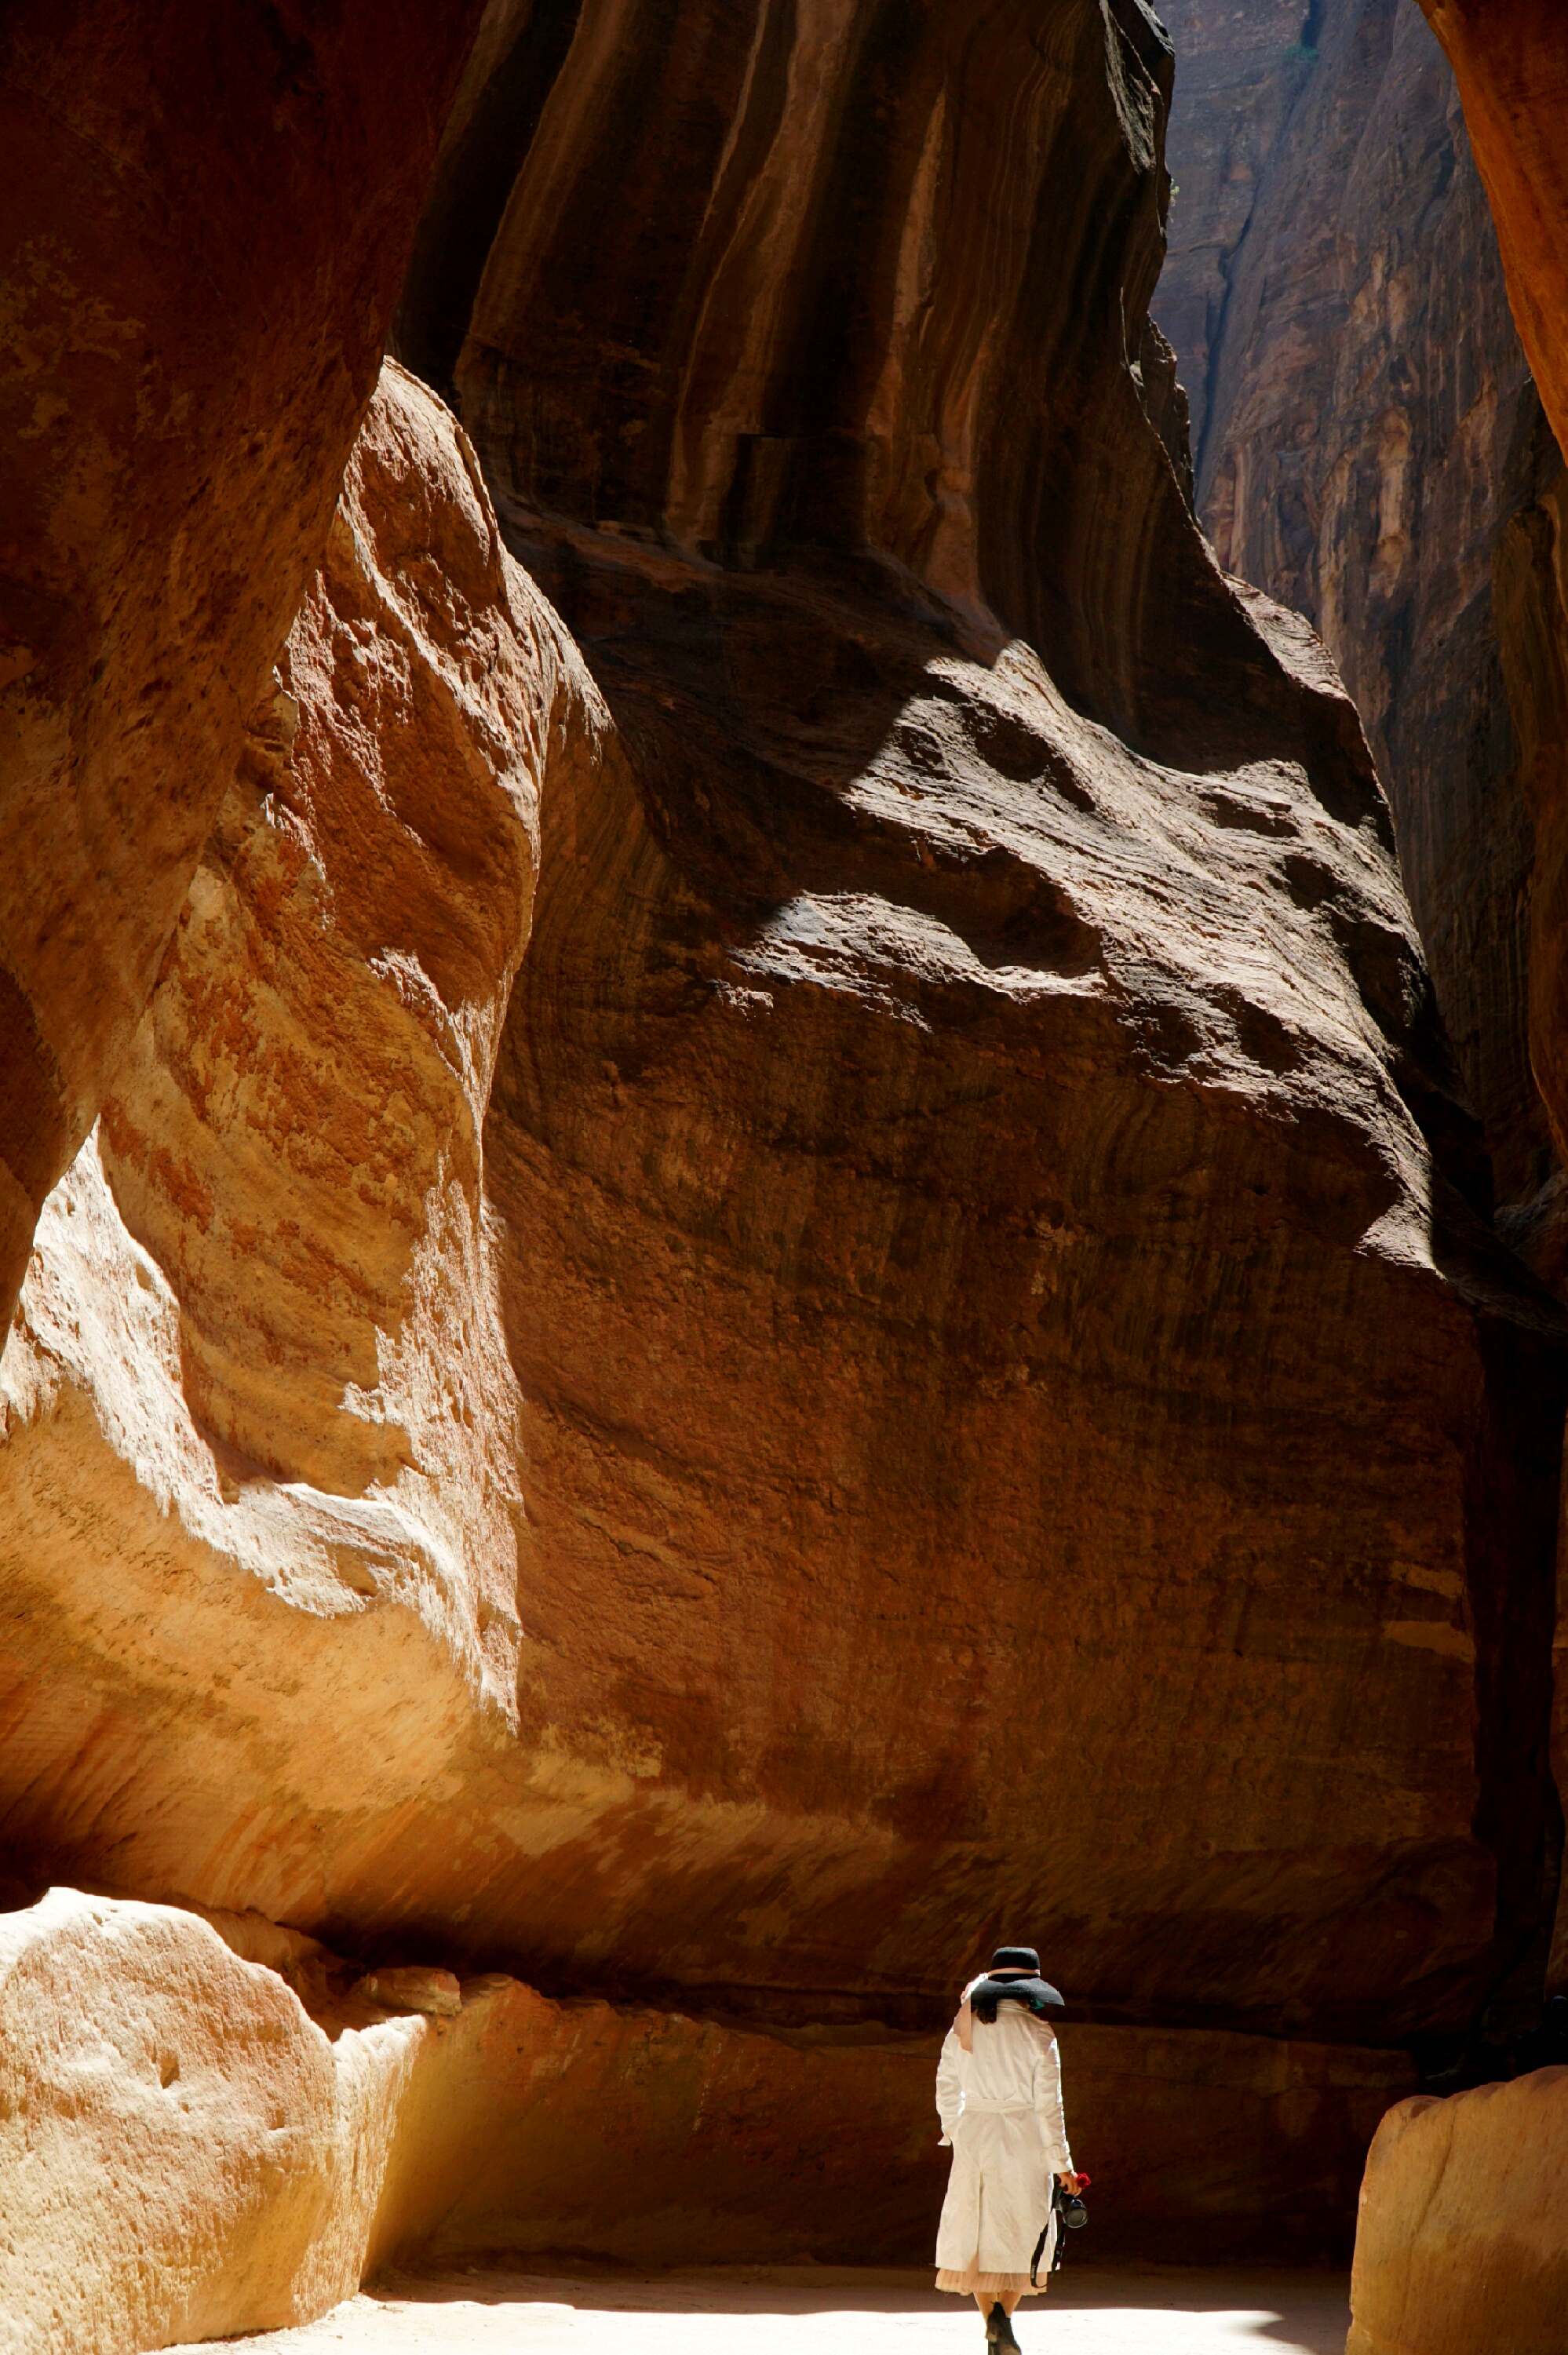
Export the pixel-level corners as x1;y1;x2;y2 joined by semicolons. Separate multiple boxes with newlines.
1155;24;1568;2018
1154;0;1561;1231
1147;0;1318;468
1413;0;1568;1992
0;0;488;1325
0;363;596;1940
1347;2065;1568;2355
0;1889;366;2353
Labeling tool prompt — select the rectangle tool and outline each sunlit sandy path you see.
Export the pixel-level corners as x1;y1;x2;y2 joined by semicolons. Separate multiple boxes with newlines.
183;2266;1349;2355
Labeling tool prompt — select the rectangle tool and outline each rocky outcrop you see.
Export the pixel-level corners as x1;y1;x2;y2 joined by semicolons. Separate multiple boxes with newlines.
359;1994;1417;2274
0;1884;1413;2349
1153;0;1562;1233
9;2;1568;2306
0;0;489;1329
1497;491;1568;1995
0;362;590;1935
1347;2066;1568;2355
443;0;1566;2042
1146;5;1568;2018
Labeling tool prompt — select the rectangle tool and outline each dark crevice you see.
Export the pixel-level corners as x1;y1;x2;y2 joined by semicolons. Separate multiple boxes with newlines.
391;0;585;402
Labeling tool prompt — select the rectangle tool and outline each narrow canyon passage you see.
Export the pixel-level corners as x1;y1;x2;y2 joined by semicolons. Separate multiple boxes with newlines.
3;1;1568;2350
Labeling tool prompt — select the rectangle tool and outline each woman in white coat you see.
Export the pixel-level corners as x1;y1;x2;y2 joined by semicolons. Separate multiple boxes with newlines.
934;1946;1085;2348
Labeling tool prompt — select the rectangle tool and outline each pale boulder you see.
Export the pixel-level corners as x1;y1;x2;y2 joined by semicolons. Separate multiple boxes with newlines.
0;1889;342;2353
1347;2068;1568;2355
0;1889;457;2354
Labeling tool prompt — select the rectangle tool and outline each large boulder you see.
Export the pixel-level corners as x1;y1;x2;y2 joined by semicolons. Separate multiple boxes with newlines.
1347;2067;1568;2355
0;1889;401;2353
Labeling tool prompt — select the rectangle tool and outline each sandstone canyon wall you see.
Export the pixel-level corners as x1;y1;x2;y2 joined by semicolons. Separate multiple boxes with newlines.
1415;3;1568;472
1415;0;1568;2027
1156;0;1568;2019
1153;0;1563;1247
2;0;1566;2318
1300;6;1568;2326
416;0;1566;2046
0;0;490;1329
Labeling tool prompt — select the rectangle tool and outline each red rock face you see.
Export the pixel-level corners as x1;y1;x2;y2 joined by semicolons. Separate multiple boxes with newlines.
418;2004;1414;2269
0;365;596;1956
0;0;488;1325
436;0;1566;2043
0;1890;1413;2338
1140;0;1316;469
1155;16;1568;2016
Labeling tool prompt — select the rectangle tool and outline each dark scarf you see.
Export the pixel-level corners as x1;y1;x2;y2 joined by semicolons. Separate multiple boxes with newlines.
968;1971;1063;2023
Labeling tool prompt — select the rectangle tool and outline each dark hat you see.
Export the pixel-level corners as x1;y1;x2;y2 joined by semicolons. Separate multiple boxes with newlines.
991;1945;1041;1972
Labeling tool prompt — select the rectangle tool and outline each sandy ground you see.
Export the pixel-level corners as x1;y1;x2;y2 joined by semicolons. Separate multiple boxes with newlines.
181;2266;1351;2355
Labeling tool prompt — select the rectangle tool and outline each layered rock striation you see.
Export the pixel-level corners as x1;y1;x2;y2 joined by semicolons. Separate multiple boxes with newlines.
0;363;593;1943
1417;4;1568;469
440;0;1566;2042
5;0;1561;2045
1337;0;1568;2319
1144;0;1320;471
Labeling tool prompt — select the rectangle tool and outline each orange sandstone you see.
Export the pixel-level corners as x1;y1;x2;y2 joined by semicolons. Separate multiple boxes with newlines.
0;0;488;1324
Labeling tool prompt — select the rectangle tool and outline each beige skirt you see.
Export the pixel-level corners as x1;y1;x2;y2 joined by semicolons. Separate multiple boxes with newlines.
935;2265;1046;2299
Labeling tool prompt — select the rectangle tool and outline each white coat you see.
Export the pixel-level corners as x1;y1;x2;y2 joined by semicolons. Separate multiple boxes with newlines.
935;1980;1074;2283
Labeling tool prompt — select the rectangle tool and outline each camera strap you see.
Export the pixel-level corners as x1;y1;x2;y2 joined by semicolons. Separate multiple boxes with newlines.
1031;2182;1087;2286
1030;2187;1060;2288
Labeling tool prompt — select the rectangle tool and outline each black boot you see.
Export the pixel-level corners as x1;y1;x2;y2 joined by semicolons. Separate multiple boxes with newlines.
988;2306;1020;2351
